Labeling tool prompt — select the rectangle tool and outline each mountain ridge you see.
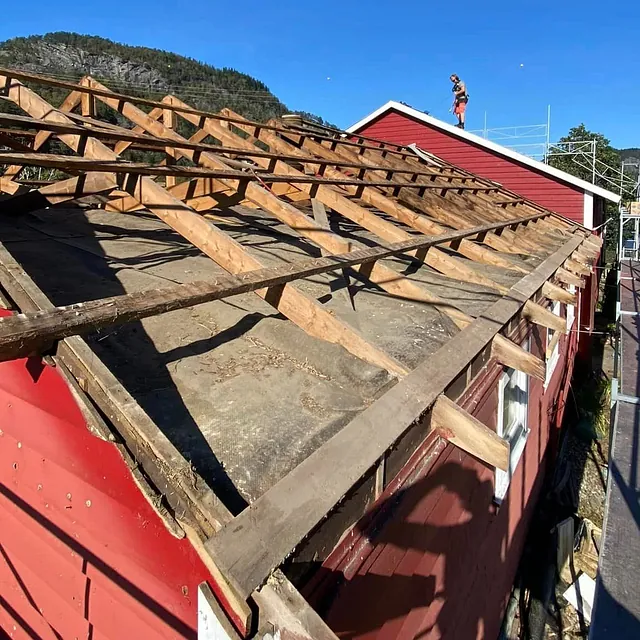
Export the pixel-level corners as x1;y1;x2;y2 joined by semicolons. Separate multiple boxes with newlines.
0;32;325;125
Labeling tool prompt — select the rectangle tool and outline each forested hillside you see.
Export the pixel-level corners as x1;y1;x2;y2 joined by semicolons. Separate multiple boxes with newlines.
620;148;640;165
0;32;325;125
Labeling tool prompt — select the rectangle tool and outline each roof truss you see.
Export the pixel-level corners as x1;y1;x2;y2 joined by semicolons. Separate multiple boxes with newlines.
0;67;599;636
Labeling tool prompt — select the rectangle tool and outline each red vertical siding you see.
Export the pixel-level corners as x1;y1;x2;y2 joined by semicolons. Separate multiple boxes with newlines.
309;316;579;639
358;111;585;223
0;308;213;639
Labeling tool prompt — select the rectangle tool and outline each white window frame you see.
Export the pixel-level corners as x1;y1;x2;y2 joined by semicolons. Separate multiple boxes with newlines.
495;347;530;504
566;285;576;331
545;300;562;388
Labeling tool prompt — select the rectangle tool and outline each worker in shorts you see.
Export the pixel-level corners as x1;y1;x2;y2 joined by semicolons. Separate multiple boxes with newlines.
450;74;468;129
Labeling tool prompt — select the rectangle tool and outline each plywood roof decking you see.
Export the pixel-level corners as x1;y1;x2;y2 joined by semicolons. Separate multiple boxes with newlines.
0;68;600;632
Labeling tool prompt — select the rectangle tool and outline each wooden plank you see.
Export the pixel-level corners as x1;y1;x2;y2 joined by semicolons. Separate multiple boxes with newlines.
0;216;556;363
523;300;566;333
490;333;545;381
113;107;164;155
0;149;479;190
0;226;520;362
546;328;562;359
205;233;584;599
0;172;118;213
380;142;560;252
556;267;585;288
565;257;591;276
163;108;178;188
309;132;542;258
230;111;529;273
542;280;577;305
431;394;509;471
110;92;479;334
0;73;408;378
311;198;355;310
0;111;443;178
166;99;548;339
1;89;83;182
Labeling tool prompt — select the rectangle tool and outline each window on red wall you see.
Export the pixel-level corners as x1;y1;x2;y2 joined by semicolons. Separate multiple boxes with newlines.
495;341;530;504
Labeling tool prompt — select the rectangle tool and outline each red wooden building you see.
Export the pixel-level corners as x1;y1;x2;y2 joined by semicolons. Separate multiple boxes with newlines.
348;101;621;356
0;70;603;640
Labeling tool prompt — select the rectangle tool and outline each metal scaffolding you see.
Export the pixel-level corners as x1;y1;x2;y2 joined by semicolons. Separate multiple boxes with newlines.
469;108;639;202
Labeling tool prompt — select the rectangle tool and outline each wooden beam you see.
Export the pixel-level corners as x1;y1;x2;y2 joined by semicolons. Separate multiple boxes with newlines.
311;198;355;309
308;132;544;258
0;111;448;178
556;267;585;288
431;394;509;471
490;333;545;381
0;73;410;378
109;95;565;376
111;92;480;332
205;233;584;600
542;280;577;305
565;257;591;276
166;99;549;341
522;300;566;333
113;106;164;155
546;328;562;359
231;111;528;274
0;150;484;190
0;172;118;213
0;226;522;362
1;88;83;182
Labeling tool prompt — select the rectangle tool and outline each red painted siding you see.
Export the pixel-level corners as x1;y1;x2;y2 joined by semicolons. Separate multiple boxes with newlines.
358;111;585;223
308;313;579;639
0;307;213;639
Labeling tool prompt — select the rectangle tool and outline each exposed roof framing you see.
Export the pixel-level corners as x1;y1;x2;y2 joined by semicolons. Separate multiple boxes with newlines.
0;68;600;635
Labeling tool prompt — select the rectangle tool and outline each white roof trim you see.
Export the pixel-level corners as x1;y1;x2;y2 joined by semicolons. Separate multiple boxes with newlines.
348;100;621;204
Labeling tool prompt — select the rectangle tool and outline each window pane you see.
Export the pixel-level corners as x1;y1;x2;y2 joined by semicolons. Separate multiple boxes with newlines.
503;369;527;436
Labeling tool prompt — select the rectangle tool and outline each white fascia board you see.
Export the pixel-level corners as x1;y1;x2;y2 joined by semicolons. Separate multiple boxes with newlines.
583;192;594;229
348;101;621;204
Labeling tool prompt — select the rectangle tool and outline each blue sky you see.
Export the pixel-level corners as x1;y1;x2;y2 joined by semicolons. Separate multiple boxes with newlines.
1;0;637;148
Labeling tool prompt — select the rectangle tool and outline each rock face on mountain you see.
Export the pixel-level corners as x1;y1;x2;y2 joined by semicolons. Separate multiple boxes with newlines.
1;39;169;89
0;32;311;123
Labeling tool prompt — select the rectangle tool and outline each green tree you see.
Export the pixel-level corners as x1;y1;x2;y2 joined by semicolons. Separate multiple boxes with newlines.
548;124;622;261
548;124;621;187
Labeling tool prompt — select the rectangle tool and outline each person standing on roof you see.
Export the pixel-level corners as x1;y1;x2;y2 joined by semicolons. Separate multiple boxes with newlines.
450;74;468;129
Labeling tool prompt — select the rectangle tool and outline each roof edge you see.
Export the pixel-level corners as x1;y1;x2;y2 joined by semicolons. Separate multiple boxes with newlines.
347;101;622;204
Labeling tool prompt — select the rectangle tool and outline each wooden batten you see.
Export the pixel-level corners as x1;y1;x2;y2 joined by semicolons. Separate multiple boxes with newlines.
555;267;585;288
522;300;566;332
431;395;509;471
541;280;577;305
491;334;545;381
565;257;591;276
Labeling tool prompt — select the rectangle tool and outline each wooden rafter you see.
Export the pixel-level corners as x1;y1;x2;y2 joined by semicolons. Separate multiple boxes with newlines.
0;217;559;364
206;233;586;601
0;70;600;634
0;73;409;378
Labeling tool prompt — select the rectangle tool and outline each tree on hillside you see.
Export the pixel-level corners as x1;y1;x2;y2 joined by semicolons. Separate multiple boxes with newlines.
547;124;621;190
547;124;625;262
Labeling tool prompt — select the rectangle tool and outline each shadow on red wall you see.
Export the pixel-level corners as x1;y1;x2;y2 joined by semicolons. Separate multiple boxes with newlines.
303;446;542;639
